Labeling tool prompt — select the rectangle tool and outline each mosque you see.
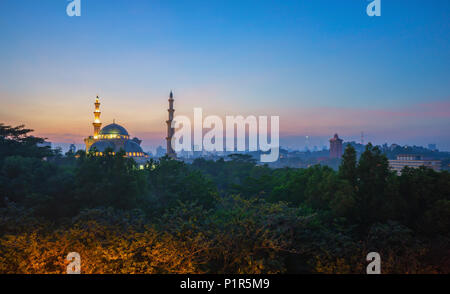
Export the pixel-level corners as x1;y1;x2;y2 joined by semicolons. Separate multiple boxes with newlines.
83;92;177;163
83;96;149;164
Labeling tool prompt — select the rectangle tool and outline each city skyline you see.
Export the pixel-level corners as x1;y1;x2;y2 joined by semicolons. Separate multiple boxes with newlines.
1;0;449;150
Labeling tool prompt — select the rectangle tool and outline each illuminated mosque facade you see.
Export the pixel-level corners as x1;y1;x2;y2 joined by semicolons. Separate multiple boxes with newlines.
84;96;149;164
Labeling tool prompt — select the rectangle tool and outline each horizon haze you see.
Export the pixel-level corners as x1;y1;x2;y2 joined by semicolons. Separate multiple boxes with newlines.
1;0;449;151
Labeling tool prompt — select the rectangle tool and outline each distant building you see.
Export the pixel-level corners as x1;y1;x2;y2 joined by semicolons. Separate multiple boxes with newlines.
329;134;343;158
389;154;441;174
428;144;438;151
69;144;76;154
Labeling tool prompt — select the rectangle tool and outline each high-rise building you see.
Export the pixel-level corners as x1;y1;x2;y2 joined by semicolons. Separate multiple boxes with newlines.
166;91;177;159
329;133;343;158
389;154;441;174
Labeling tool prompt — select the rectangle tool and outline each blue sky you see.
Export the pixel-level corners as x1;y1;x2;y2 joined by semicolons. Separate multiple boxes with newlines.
0;0;449;151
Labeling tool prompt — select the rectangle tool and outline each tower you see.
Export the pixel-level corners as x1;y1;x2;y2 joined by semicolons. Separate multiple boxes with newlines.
84;95;102;151
329;133;343;159
166;91;176;158
93;96;102;138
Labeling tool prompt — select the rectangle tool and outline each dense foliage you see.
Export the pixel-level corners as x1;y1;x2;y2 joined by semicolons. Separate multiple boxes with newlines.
0;124;449;273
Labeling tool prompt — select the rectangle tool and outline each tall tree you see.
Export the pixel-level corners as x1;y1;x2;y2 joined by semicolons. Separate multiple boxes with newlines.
339;145;358;187
355;143;391;225
0;123;52;160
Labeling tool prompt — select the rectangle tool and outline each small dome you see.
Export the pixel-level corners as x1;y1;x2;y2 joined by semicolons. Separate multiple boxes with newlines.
124;140;144;153
99;123;129;136
90;140;115;152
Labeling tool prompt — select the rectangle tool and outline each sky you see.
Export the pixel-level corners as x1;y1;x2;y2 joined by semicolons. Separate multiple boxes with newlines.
0;0;449;152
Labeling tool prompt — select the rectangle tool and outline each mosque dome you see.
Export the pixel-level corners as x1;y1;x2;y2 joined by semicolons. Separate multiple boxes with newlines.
90;140;115;152
89;139;145;157
99;123;129;137
124;140;144;153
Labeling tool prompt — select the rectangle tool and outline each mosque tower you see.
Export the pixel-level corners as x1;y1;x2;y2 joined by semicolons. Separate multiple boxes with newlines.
84;95;103;151
93;96;102;138
166;91;176;158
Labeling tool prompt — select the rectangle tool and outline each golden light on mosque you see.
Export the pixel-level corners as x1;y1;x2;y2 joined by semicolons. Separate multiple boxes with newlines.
83;95;149;164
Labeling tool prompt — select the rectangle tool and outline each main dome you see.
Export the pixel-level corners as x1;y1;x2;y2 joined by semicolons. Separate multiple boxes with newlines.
90;140;115;152
90;139;143;153
99;123;129;136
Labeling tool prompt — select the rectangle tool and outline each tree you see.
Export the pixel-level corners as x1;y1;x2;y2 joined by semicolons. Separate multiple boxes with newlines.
354;143;391;226
339;145;357;187
73;149;148;210
147;156;218;212
0;123;52;161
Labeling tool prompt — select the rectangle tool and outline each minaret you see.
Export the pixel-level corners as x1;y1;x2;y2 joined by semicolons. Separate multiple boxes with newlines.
93;96;102;138
84;95;102;151
166;91;176;158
